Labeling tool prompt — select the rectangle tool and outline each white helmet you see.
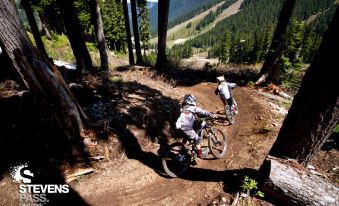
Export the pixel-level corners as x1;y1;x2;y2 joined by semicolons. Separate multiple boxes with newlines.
183;94;197;106
216;75;225;83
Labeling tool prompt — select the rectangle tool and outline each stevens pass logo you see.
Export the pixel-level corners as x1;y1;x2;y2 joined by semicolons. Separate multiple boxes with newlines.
10;162;34;184
10;162;70;206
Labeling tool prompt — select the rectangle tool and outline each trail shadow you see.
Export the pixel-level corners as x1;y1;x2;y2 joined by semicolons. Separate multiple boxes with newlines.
0;92;90;205
77;79;184;174
183;167;257;192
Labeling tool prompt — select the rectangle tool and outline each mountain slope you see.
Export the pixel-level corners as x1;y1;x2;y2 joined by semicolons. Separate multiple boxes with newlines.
151;0;243;47
187;0;337;48
149;0;225;31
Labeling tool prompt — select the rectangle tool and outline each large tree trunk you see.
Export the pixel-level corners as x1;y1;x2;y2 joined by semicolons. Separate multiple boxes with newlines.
21;0;48;58
89;0;109;71
122;0;135;65
155;0;170;70
0;0;85;138
268;7;339;165
260;156;338;206
256;0;296;85
130;0;143;65
56;0;93;73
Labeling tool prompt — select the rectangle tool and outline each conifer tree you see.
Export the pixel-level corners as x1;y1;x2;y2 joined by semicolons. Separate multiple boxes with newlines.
218;30;231;64
100;0;126;52
137;0;151;56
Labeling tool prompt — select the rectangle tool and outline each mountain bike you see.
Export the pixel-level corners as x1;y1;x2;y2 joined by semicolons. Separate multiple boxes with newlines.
161;116;227;178
225;97;238;125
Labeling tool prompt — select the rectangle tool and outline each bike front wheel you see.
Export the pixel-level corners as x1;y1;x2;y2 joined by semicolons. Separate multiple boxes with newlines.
208;128;227;158
161;142;191;178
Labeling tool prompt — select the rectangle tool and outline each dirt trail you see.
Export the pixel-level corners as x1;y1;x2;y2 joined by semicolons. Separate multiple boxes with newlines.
72;82;272;206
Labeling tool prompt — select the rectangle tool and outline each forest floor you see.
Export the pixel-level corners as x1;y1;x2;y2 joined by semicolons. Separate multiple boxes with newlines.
0;60;338;206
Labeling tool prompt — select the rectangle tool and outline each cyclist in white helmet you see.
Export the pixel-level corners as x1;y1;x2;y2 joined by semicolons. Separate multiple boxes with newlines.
176;94;215;158
215;75;237;113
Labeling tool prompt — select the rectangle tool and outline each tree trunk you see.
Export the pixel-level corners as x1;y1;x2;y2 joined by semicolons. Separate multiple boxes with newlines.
268;7;339;165
21;0;48;58
260;156;338;206
130;0;143;65
56;0;92;73
44;5;65;35
155;0;170;70
256;0;296;85
89;0;109;71
39;14;52;40
0;0;85;138
122;0;135;65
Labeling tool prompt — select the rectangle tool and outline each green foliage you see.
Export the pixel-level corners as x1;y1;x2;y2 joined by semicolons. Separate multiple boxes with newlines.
86;42;99;52
281;66;306;93
142;52;157;66
218;30;232;64
333;125;339;133
196;0;237;31
196;11;216;31
100;0;126;52
164;0;226;30
109;76;123;84
186;22;192;29
186;0;336;66
138;0;151;54
40;33;75;63
74;0;95;41
240;176;264;199
168;43;192;60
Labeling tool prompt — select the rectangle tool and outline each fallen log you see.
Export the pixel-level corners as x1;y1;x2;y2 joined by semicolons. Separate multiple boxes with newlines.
257;89;291;103
260;156;339;206
268;83;293;100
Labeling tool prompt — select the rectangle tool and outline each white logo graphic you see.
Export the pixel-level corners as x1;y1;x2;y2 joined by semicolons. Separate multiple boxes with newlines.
10;162;34;184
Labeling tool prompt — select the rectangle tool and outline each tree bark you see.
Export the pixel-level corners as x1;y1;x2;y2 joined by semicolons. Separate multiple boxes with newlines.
122;0;135;65
260;156;338;206
155;0;170;70
89;0;109;71
56;0;93;73
130;0;143;65
256;0;296;85
0;0;85;138
21;0;48;58
268;7;339;165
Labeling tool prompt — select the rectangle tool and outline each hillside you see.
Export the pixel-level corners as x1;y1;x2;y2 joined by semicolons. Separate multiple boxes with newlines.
188;0;337;49
149;0;225;32
151;0;243;47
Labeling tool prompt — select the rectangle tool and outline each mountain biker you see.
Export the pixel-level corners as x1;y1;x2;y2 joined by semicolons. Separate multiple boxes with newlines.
215;75;238;114
175;94;216;158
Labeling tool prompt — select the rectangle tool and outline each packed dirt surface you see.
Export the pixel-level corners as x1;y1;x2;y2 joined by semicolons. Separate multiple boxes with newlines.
1;66;337;206
69;77;281;206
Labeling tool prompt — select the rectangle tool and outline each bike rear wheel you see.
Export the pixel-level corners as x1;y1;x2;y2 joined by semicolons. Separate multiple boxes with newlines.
208;128;227;158
161;142;191;177
225;105;235;124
